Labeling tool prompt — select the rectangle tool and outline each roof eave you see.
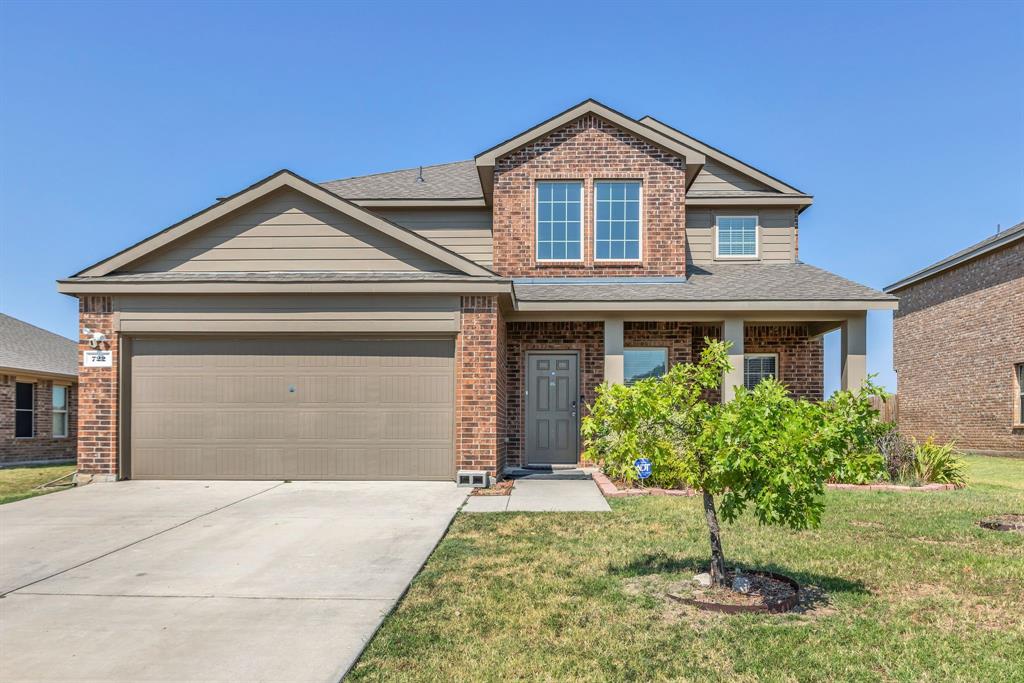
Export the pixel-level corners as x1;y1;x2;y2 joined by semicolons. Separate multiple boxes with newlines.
512;299;898;312
885;227;1024;292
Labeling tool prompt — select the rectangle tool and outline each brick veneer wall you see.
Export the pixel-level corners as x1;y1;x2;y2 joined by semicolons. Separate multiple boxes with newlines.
892;239;1023;454
744;324;824;401
0;375;77;465
492;114;687;277
455;296;505;475
77;296;119;477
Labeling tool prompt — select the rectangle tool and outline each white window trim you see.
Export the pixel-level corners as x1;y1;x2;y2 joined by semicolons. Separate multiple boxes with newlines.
14;381;34;439
715;215;760;260
743;353;779;389
1014;363;1024;428
594;180;643;263
52;385;69;439
624;346;668;385
535;180;584;263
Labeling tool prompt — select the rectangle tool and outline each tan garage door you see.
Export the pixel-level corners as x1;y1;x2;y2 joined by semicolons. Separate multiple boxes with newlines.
130;338;454;480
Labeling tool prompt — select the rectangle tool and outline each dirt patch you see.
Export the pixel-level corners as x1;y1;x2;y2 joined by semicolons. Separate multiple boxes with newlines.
979;514;1024;533
470;480;514;497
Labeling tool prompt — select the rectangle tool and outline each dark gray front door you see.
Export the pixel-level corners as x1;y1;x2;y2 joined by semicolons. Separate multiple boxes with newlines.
526;353;579;465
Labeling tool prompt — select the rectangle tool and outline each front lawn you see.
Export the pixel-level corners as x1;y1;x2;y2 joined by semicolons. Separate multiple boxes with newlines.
350;455;1024;681
0;464;76;505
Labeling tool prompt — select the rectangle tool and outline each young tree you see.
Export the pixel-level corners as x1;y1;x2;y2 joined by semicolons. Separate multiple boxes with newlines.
582;340;883;588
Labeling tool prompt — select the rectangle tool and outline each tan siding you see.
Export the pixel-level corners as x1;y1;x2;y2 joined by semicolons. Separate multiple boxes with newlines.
114;294;460;333
373;208;493;267
686;208;797;264
689;159;775;194
126;189;458;274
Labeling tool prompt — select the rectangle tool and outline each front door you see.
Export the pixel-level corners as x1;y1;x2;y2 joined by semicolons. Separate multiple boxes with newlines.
526;353;579;465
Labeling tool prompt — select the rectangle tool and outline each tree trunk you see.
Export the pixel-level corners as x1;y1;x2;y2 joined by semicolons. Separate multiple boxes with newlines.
702;491;728;587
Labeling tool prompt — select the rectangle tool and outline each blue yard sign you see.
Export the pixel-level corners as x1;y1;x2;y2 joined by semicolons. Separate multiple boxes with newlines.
634;458;652;480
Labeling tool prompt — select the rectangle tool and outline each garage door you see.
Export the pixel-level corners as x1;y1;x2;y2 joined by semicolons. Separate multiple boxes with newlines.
129;338;454;480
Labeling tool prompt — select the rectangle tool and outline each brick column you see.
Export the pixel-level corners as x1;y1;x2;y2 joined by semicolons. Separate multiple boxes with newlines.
455;295;504;477
77;296;119;481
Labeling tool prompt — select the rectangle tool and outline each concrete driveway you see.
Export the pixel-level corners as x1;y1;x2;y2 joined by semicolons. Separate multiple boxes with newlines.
0;480;466;682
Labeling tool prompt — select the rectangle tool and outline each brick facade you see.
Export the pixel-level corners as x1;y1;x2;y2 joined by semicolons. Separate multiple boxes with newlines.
744;324;824;401
0;375;77;465
492;114;687;278
455;295;505;475
892;239;1023;454
77;296;119;478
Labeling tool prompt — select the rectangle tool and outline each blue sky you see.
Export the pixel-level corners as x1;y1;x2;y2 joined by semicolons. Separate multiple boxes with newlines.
1;0;1021;394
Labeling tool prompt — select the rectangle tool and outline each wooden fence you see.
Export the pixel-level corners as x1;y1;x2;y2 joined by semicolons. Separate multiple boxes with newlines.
869;394;899;423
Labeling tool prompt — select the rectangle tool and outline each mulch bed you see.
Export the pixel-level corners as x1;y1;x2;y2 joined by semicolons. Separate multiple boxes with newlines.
979;514;1024;533
469;480;514;497
592;471;696;498
667;570;800;614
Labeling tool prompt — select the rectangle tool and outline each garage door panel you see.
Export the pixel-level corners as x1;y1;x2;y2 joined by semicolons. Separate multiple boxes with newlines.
130;338;454;480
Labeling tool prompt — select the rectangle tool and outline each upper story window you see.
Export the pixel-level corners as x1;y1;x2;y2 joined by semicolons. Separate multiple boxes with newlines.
716;216;758;258
15;381;33;438
595;181;641;261
536;181;582;261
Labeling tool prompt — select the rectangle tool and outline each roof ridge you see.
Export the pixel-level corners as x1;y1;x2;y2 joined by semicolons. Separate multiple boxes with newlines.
321;159;472;184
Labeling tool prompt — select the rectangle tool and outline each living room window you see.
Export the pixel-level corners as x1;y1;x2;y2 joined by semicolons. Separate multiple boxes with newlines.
536;181;582;261
53;385;68;438
595;181;642;261
716;216;758;258
15;381;34;438
744;354;777;389
624;347;668;385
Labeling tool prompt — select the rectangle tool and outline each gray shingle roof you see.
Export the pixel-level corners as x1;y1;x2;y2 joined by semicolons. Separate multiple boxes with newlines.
513;263;894;302
321;161;483;200
886;220;1024;291
0;314;78;378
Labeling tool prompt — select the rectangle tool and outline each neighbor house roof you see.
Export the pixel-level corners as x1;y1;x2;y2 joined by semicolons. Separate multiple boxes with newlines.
885;220;1024;292
0;314;78;379
512;263;896;310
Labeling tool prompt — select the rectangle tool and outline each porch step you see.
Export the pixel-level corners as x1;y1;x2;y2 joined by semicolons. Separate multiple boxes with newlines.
503;466;594;481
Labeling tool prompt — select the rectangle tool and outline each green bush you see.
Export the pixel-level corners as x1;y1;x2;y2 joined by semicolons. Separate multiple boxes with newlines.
913;437;967;487
833;449;887;484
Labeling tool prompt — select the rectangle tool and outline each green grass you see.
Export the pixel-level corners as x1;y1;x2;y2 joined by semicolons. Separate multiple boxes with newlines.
0;463;76;505
350;455;1024;682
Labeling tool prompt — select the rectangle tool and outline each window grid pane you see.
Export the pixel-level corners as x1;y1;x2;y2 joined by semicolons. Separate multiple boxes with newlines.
744;355;777;389
624;348;668;385
537;181;582;260
596;181;641;260
717;217;757;257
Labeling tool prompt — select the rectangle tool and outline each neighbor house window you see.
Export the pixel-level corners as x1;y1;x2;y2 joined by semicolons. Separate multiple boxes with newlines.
52;385;68;438
15;381;33;438
595;181;641;260
1016;363;1024;426
716;216;758;258
624;347;668;385
744;354;777;389
536;181;582;261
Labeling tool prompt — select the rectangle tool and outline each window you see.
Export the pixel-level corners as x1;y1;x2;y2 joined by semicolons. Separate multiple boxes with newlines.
595;181;641;260
15;382;33;438
624;347;668;385
52;385;68;438
716;216;758;258
744;354;777;389
1016;364;1024;426
536;181;582;261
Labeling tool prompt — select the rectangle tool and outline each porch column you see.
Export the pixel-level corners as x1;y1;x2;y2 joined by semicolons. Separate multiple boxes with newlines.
603;318;624;384
722;317;745;402
840;312;867;392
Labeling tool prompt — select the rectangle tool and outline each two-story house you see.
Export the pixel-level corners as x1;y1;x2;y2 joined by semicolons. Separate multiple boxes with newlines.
58;100;896;482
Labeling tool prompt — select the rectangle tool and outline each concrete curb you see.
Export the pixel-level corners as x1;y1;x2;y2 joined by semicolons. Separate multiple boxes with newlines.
592;471;696;498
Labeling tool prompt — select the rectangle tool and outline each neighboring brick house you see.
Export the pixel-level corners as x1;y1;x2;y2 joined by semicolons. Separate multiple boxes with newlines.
57;99;895;482
0;313;78;465
886;221;1024;455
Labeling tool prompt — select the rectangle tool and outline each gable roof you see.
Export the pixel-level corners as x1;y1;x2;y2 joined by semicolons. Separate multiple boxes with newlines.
885;220;1024;292
73;170;495;279
0;314;78;379
474;99;707;203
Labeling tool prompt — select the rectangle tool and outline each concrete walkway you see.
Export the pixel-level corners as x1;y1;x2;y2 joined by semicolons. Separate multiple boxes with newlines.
463;469;611;512
0;480;466;682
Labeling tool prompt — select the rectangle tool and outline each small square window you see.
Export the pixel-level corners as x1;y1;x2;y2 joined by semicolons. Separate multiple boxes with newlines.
624;348;668;385
716;216;758;258
744;354;777;389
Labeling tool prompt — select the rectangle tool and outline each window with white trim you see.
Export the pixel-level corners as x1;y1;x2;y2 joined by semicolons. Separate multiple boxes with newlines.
744;354;777;389
716;216;758;258
536;181;582;261
595;181;641;260
624;347;668;385
52;385;68;438
1016;363;1024;426
15;382;33;438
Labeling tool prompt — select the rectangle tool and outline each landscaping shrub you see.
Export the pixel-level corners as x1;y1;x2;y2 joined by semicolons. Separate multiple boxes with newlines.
913;437;967;487
832;449;887;484
875;427;916;481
